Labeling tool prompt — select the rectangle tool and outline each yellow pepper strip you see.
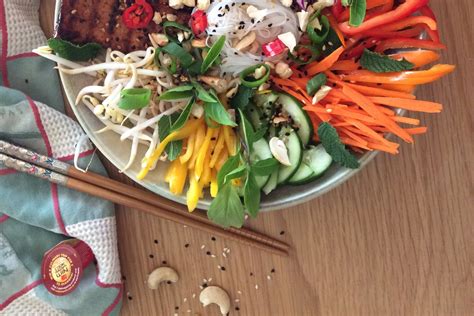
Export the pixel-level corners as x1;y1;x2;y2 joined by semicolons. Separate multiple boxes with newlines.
200;149;212;188
138;118;203;180
188;123;206;170
165;158;179;183
209;127;225;169
215;148;228;171
210;169;218;197
195;127;217;180
169;159;188;195
179;132;195;164
223;126;236;156
186;172;203;212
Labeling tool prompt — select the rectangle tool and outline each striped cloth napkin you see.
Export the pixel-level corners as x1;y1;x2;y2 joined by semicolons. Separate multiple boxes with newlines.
0;0;122;314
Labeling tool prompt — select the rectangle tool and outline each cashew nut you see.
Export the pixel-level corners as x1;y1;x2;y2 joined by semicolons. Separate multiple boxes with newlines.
199;76;228;94
191;38;207;48
234;31;256;51
226;78;241;98
275;62;293;79
147;267;179;289
149;33;169;48
199;286;231;316
254;65;267;80
248;40;259;54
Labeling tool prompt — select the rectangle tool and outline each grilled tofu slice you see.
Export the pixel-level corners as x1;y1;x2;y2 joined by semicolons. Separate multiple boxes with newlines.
55;0;191;52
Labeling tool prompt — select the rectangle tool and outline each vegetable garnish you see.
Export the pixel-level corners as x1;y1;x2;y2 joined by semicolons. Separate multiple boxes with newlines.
118;88;152;110
122;0;154;29
201;35;226;74
47;38;101;61
360;49;414;73
36;0;454;227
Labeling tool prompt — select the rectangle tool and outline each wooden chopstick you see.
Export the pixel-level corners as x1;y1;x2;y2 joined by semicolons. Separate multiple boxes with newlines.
0;140;290;255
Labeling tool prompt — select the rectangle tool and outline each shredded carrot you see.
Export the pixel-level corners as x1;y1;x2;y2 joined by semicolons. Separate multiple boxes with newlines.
327;14;346;47
330;60;360;72
340;82;416;99
369;97;443;113
340;136;372;151
404;127;428;135
392;116;420;126
306;46;345;76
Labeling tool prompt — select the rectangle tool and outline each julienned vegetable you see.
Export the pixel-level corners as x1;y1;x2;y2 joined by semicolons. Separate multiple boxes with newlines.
38;0;454;228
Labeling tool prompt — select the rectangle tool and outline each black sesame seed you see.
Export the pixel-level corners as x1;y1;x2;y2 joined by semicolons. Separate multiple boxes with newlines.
280;230;285;235
211;137;216;141
206;251;212;255
127;295;133;300
250;272;254;276
220;266;226;271
122;275;127;280
24;79;29;84
149;254;154;258
251;18;255;23
268;23;273;27
232;2;235;6
167;281;172;284
175;306;179;310
225;4;230;10
271;268;276;273
211;236;216;241
202;283;208;288
154;239;159;244
236;307;240;311
162;260;167;264
185;243;190;248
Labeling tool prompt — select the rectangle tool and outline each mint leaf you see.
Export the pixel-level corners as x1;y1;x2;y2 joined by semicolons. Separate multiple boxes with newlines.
208;183;245;228
349;0;366;27
224;165;248;184
159;85;194;101
48;38;101;61
317;122;360;169
307;73;327;96
158;114;183;161
360;49;414;73
244;172;260;218
251;158;279;176
170;97;195;132
217;154;240;188
204;102;237;127
230;85;255;110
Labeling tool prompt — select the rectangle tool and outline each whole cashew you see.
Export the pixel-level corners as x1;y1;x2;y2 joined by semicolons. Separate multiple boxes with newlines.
147;267;179;289
199;286;231;315
234;31;257;51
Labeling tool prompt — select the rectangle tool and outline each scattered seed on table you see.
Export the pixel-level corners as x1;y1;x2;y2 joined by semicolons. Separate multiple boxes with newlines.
280;231;285;235
211;236;216;241
184;243;190;248
211;254;216;258
250;272;254;276
271;268;276;273
235;299;240;303
223;252;227;258
235;307;240;311
267;275;272;280
237;290;242;295
192;293;196;298
183;297;187;302
154;239;159;244
208;278;213;282
199;285;204;290
175;306;179;310
255;284;259;290
206;251;211;256
162;260;167;265
149;254;154;259
187;309;191;313
201;245;206;249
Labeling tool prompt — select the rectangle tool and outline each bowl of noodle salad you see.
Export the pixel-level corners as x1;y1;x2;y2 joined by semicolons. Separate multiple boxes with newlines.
36;0;454;227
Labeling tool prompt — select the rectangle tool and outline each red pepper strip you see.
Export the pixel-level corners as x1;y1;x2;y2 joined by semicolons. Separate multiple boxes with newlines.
375;38;446;53
331;0;344;20
389;50;440;68
338;0;393;22
418;5;441;43
376;16;437;32
341;37;380;60
362;25;424;39
122;0;154;29
339;0;429;35
339;64;455;85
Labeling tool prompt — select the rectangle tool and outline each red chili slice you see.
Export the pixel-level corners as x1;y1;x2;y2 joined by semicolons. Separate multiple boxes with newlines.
190;10;208;36
123;0;154;29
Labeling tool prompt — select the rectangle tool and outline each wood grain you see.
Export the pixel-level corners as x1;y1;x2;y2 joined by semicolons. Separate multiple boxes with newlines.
39;0;473;315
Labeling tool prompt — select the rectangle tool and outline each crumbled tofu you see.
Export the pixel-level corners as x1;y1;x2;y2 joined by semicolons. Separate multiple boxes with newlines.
247;5;269;22
277;32;297;53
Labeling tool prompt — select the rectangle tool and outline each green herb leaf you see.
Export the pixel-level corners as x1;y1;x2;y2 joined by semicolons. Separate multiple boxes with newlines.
307;15;330;44
224;165;248;184
201;35;226;74
360;49;415;73
253;125;268;141
161;42;194;68
238;109;255;149
317;122;360;169
158;113;183;161
217;154;240;188
118;88;151;110
192;81;219;103
163;21;193;42
341;0;351;6
349;0;366;27
47;38;101;61
251;158;279;176
204;102;237;127
158;85;194;101
306;73;327;96
230;85;255;110
208;183;245;228
170;97;195;132
244;172;260;218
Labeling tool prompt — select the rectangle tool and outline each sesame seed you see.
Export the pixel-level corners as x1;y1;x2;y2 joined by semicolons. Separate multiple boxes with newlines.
235;299;240;303
271;268;276;273
203;278;207;283
255;284;259;290
208;278;213;282
187;309;191;313
223;252;227;258
199;285;204;290
201;245;206;249
211;254;216;258
183;297;187;302
267;275;272;280
218;265;222;269
192;293;196;298
206;251;211;256
237;290;242;295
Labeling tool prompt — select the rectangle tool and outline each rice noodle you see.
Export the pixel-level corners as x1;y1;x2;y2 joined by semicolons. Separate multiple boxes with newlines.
206;0;300;75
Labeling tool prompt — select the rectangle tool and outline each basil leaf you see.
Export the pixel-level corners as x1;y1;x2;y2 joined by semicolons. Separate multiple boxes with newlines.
161;42;194;68
187;60;203;76
192;81;219;103
224;165;248;184
159;85;194;101
208;183;245;228
230;85;255;110
360;49;414;73
318;122;360;169
244;172;260;218
306;73;327;96
158;113;183;161
201;35;226;74
238;109;255;148
204;102;236;127
217;154;240;188
47;38;101;61
251;158;279;176
170;97;195;132
118;88;151;110
349;0;366;27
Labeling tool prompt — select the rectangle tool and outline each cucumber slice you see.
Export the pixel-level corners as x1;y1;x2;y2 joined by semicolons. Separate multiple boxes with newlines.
254;92;278;118
277;130;303;184
245;103;263;131
277;93;313;146
288;145;333;185
263;170;278;195
250;138;272;189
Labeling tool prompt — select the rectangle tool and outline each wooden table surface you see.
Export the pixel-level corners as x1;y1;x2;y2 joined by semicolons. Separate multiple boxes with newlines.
39;0;473;315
